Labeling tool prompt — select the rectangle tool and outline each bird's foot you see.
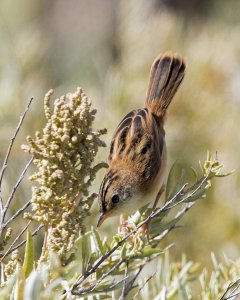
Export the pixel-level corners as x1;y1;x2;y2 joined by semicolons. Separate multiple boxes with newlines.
138;221;151;240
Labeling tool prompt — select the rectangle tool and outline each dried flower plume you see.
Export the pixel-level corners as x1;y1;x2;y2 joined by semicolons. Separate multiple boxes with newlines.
22;87;107;263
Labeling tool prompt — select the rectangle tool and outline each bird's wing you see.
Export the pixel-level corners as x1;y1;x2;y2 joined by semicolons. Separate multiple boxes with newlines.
108;108;164;182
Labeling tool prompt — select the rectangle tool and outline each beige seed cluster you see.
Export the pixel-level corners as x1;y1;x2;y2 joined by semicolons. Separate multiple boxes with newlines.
22;87;107;264
4;250;22;280
0;228;12;252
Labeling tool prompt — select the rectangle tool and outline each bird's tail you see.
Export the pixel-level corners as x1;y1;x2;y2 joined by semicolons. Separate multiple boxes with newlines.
145;52;186;119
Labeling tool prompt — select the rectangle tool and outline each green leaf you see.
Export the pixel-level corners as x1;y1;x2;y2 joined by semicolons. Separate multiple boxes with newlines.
24;271;42;300
190;167;198;181
150;210;169;225
0;262;5;286
165;161;178;202
92;228;105;255
150;215;182;236
121;244;127;259
178;279;189;300
158;288;167;300
14;264;25;300
179;261;193;278
23;230;34;278
165;163;186;203
81;232;91;273
199;160;204;174
135;248;163;258
183;188;206;203
75;231;92;272
99;295;112;299
95;274;135;294
214;169;234;177
211;252;219;271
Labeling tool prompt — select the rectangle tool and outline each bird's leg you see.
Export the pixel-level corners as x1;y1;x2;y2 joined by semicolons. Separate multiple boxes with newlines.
139;184;166;238
120;214;129;234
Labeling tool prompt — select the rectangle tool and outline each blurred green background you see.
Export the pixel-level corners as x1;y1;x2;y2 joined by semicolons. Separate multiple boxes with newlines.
0;0;240;269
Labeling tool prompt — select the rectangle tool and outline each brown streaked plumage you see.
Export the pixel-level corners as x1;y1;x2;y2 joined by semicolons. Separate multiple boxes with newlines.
97;52;186;227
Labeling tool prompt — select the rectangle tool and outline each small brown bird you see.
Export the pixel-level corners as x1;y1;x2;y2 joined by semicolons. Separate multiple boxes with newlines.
97;52;186;227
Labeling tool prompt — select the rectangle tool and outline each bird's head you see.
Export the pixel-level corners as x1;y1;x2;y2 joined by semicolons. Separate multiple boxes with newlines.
97;168;137;227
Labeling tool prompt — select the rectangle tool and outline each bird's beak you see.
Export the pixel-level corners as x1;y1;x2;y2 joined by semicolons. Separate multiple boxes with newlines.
97;212;107;227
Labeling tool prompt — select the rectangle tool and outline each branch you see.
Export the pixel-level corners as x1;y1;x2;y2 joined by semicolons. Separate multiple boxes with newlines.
122;265;144;298
221;278;240;300
120;245;173;299
0;157;33;229
132;272;156;300
71;162;213;294
72;259;126;295
150;202;195;246
3;200;31;229
0;220;31;262
0;197;3;213
0;97;34;194
71;183;204;292
0;223;44;259
119;262;129;300
165;175;206;210
226;292;240;300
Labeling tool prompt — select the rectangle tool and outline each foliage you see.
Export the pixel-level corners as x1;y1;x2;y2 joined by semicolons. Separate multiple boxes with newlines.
134;252;240;300
1;0;240;270
0;87;239;299
0;1;239;298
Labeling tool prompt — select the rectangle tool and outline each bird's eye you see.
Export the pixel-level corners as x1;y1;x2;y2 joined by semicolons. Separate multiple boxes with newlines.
111;194;120;204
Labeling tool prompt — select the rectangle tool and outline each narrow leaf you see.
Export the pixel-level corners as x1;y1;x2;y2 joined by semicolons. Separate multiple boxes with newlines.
23;230;34;278
136;248;163;258
92;228;105;255
183;188;206;203
82;233;91;273
178;278;189;300
24;271;42;300
165;163;186;203
14;264;25;300
165;161;178;202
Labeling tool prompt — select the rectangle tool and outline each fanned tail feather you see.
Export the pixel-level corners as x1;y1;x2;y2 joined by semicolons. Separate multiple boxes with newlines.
145;52;186;119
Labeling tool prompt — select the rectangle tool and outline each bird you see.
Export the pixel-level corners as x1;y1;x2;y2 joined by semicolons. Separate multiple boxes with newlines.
97;52;186;228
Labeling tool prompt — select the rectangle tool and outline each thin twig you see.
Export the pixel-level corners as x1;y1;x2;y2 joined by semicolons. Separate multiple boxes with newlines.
96;275;130;294
151;167;210;219
122;247;167;299
0;223;44;259
0;221;31;262
226;291;240;299
0;197;3;213
71;222;143;291
72;259;126;295
152;184;165;211
221;278;240;300
72;185;204;291
228;282;240;298
123;265;144;298
119;262;128;300
165;175;207;210
1;158;33;227
3;200;31;229
151;202;194;247
226;292;240;299
71;166;212;293
132;272;156;300
0;97;34;194
221;282;234;299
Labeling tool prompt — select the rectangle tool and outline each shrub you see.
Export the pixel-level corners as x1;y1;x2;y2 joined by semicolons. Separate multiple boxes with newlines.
0;87;239;299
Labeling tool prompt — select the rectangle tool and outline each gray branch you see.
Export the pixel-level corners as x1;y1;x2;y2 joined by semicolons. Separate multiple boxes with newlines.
0;97;34;193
